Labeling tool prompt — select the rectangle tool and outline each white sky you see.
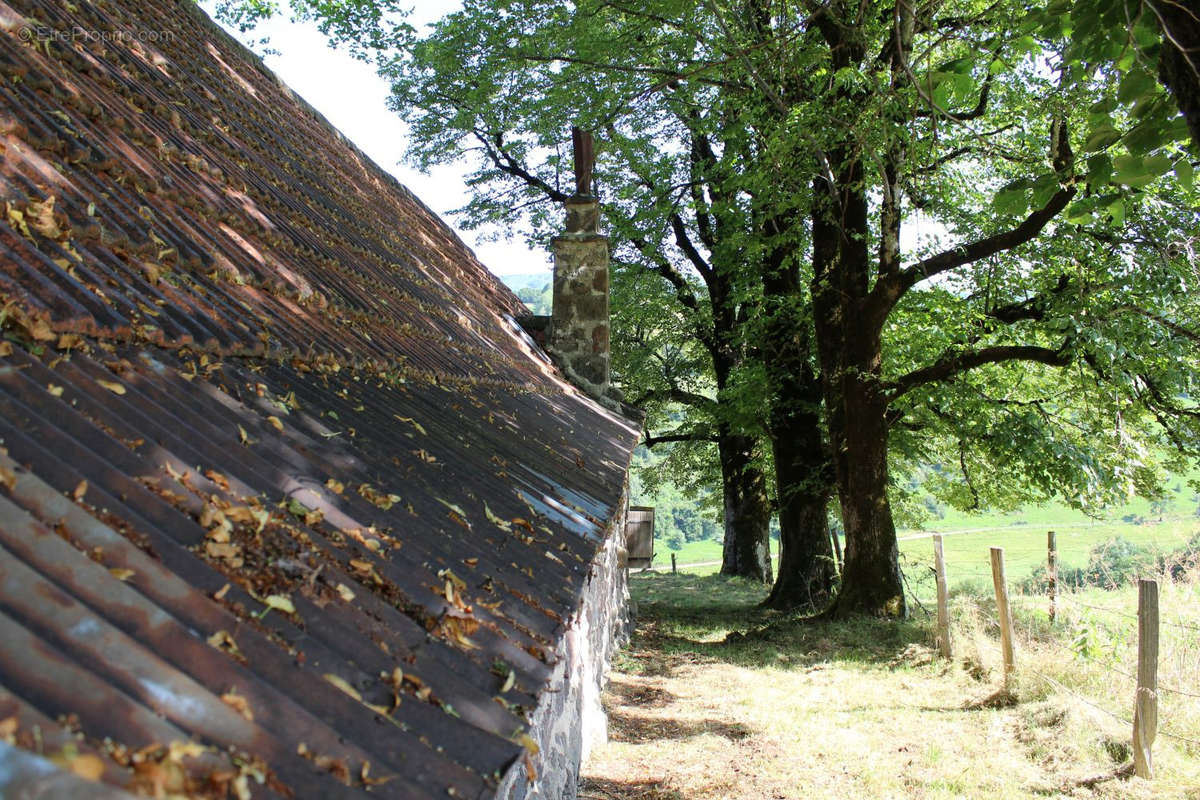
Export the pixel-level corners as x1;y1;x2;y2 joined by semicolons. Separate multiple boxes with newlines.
200;1;550;278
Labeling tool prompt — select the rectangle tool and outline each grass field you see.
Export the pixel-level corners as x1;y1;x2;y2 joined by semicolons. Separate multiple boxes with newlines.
648;494;1200;590
582;569;1200;799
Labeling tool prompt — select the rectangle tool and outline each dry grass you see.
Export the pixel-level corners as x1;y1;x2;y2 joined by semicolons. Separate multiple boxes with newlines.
581;571;1200;800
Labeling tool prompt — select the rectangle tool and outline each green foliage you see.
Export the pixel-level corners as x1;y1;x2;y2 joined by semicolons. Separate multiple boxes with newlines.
630;445;722;547
213;0;1200;600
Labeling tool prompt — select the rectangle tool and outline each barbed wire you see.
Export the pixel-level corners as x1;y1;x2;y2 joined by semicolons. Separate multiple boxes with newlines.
1025;667;1200;747
1055;595;1200;634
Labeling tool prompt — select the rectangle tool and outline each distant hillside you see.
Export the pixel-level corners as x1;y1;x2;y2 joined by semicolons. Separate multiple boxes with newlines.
501;272;553;291
502;272;553;315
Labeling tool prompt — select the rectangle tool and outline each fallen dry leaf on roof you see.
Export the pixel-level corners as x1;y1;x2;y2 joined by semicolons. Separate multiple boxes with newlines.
220;688;254;721
97;379;126;395
263;594;295;615
207;630;240;656
323;673;362;702
47;383;63;397
63;752;105;781
393;415;426;435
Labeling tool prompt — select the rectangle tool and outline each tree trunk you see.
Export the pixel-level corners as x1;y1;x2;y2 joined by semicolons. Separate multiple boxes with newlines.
707;261;773;583
758;229;835;609
764;426;834;609
1152;0;1200;149
827;374;905;616
717;430;773;582
810;150;907;618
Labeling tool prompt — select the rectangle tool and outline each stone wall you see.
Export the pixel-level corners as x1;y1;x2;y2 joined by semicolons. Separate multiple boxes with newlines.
497;488;631;800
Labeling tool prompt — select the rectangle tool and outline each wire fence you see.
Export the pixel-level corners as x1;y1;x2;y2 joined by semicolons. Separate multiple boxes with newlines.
917;530;1200;779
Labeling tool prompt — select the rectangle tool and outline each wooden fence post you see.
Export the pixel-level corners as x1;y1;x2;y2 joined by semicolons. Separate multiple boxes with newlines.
1047;531;1058;624
671;553;677;575
990;547;1015;688
1133;578;1159;779
933;535;951;659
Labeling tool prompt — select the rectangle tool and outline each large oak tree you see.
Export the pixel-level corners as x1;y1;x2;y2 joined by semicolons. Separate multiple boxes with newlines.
217;0;1199;616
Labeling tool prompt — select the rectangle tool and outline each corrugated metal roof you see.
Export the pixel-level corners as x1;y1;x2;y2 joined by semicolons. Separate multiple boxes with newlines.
0;0;638;796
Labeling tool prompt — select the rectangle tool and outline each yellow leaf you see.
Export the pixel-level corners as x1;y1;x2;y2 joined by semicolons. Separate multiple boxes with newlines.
501;670;515;694
0;466;16;491
72;480;87;501
513;732;540;756
393;415;426;435
47;383;64;397
207;630;240;656
225;506;256;524
220;689;254;721
484;503;512;532
336;583;355;602
323;673;362;702
0;341;12;357
0;716;17;742
109;567;134;581
6;203;31;237
27;197;62;239
437;498;468;519
267;415;284;432
325;478;344;494
96;379;125;395
264;594;295;614
205;541;239;559
65;752;105;781
238;425;249;445
166;740;208;763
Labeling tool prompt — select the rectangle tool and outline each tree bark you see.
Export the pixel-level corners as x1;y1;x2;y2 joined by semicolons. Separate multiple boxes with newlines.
710;262;773;583
764;422;834;609
1151;0;1200;149
810;149;907;618
759;221;835;609
717;429;773;582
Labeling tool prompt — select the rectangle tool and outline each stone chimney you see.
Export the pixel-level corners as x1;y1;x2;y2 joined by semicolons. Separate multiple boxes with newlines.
549;127;610;392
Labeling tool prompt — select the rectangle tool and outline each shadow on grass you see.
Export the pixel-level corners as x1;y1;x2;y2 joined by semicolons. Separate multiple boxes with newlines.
607;707;752;744
627;572;931;672
579;777;685;800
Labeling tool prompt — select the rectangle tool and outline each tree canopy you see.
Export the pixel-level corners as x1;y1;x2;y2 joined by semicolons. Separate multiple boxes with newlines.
217;0;1200;616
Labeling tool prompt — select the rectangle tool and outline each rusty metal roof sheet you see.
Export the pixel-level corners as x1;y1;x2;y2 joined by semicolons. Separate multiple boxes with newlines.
0;0;639;796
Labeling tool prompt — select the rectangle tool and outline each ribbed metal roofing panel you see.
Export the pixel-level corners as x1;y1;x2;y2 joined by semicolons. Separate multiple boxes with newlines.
0;0;638;796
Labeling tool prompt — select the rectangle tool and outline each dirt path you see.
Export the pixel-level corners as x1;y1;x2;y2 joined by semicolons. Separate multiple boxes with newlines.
579;577;1180;800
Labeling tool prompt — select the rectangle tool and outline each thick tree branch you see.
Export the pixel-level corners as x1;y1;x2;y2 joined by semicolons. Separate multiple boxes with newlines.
628;386;717;411
887;343;1072;400
669;212;714;280
473;130;570;203
889;182;1076;300
978;274;1072;327
643;428;720;447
